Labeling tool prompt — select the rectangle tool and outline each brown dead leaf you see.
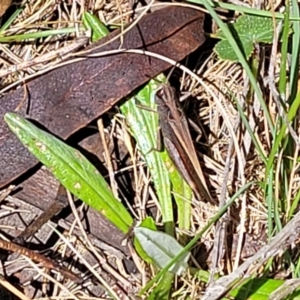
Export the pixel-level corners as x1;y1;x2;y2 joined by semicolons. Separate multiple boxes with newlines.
0;0;12;17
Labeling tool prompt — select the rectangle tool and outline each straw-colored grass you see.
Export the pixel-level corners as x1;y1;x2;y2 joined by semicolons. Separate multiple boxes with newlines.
0;0;299;299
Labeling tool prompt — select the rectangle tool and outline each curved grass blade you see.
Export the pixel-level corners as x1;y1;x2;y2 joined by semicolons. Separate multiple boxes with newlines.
5;113;133;233
82;12;109;42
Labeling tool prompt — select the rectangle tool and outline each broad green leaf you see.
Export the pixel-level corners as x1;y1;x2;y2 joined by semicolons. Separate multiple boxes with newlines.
235;15;277;42
82;12;109;42
215;14;281;61
215;37;253;61
120;75;174;225
5;113;133;233
194;269;213;282
134;227;191;275
133;217;157;263
228;278;300;300
139;217;157;231
217;15;278;43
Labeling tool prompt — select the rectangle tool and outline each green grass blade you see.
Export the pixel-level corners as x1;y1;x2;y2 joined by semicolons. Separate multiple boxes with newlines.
0;6;24;32
278;7;290;97
120;76;174;227
5;113;133;233
200;0;274;137
148;272;174;300
139;181;255;295
233;93;267;165
266;164;274;238
169;170;192;231
0;28;80;42
290;0;300;97
82;12;109;42
186;0;300;20
229;278;290;299
266;92;300;176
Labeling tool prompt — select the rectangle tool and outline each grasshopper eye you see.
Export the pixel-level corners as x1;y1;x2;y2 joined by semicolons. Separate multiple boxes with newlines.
156;88;165;98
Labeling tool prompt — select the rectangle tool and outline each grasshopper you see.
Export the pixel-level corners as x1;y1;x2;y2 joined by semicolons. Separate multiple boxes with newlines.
155;84;215;204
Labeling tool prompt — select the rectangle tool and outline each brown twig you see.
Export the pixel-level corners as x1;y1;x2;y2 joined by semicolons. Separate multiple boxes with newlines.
0;238;82;284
